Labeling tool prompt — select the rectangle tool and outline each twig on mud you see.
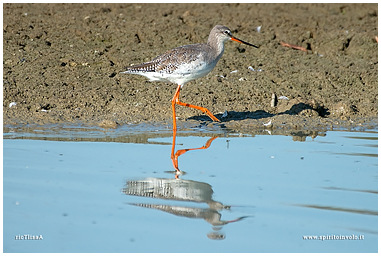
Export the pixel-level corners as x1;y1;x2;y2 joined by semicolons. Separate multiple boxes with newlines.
280;41;308;52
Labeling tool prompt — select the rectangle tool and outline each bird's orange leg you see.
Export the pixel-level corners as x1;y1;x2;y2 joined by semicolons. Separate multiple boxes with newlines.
171;128;218;178
171;85;220;130
171;86;181;131
171;129;180;173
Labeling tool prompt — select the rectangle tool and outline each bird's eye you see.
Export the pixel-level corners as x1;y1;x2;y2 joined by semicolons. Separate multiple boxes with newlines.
224;30;230;35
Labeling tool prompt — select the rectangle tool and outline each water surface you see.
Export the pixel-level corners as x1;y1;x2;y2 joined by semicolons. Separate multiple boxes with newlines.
3;125;378;253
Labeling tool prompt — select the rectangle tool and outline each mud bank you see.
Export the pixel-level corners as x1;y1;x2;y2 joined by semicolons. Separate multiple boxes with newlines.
3;3;378;131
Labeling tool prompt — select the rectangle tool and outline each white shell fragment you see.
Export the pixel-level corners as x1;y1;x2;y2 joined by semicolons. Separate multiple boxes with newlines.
248;66;263;72
9;102;17;108
263;120;272;126
271;93;277;107
278;96;289;100
230;70;238;73
256;26;262;33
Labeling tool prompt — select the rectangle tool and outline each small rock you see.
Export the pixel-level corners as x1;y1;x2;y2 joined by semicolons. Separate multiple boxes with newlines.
331;101;356;117
299;109;319;117
98;120;118;129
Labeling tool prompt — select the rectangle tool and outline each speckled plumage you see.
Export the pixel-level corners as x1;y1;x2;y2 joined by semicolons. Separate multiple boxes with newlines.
123;44;215;85
122;25;257;86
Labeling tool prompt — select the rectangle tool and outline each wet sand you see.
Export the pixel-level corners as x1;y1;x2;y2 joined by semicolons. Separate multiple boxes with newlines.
3;3;378;131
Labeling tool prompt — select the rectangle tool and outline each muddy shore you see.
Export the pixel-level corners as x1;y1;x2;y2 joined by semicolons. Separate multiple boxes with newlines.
3;3;378;131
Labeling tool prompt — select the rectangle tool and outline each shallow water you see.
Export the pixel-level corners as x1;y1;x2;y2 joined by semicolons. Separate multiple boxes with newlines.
3;124;378;253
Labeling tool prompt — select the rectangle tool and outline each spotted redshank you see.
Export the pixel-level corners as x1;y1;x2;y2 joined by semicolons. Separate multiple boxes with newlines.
121;25;258;130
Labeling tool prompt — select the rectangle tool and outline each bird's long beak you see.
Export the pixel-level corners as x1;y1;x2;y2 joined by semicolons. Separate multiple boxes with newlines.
231;36;258;48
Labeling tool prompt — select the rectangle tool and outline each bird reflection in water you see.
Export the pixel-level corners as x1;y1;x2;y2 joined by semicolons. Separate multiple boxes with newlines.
123;130;249;240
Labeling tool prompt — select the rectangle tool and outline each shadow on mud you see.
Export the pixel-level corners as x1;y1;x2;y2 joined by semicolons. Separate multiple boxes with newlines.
187;102;330;122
